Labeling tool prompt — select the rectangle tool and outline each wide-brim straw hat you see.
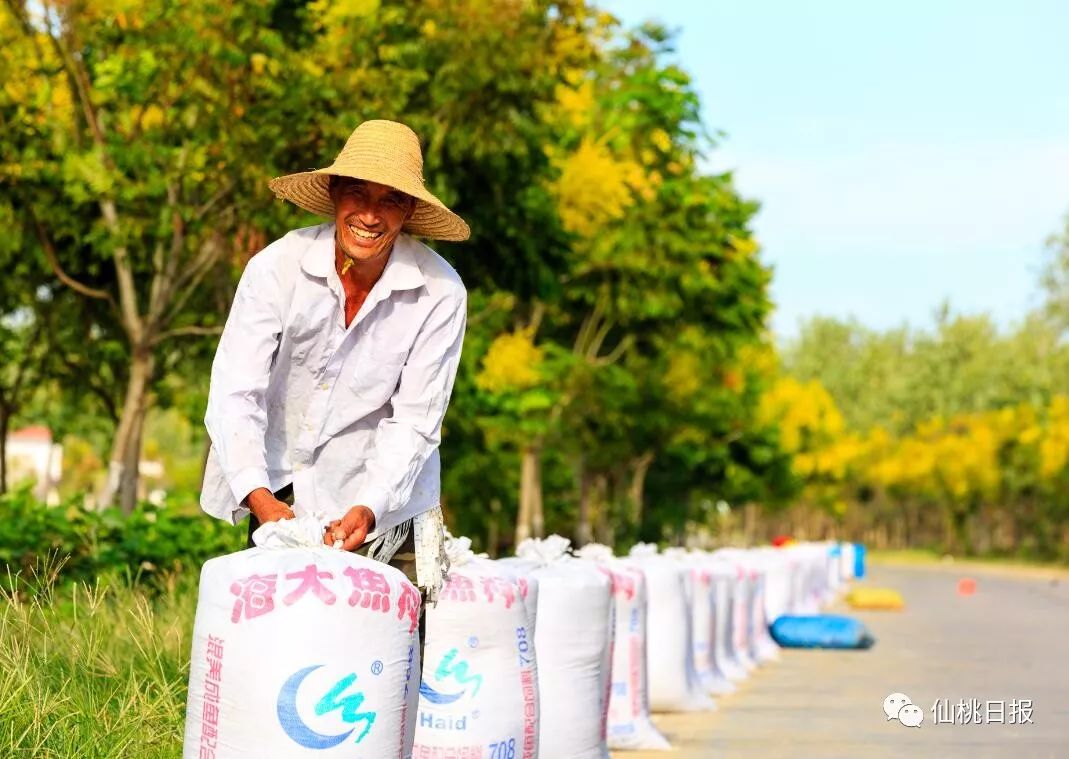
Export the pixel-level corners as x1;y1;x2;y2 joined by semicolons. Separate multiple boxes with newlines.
268;120;470;242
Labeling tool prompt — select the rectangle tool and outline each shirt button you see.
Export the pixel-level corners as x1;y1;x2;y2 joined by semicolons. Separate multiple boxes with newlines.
319;383;328;390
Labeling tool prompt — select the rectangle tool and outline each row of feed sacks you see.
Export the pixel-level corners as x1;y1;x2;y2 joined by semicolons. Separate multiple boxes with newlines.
411;536;856;758
183;518;854;759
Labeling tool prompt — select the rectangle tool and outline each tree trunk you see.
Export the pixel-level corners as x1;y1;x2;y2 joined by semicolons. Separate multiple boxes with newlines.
743;502;759;545
593;473;611;546
575;456;593;547
516;443;543;546
100;346;155;515
529;445;544;539
627;452;653;528
515;470;531;548
487;498;501;558
941;507;963;555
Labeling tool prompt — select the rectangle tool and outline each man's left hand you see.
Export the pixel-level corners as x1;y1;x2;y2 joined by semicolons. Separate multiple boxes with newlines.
324;506;377;551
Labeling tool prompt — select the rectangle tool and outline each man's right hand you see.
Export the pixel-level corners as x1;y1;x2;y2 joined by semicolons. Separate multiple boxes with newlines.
245;488;295;523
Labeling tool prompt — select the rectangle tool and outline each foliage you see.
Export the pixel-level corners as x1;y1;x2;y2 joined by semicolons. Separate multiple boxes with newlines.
475;328;545;394
455;19;786;547
1;0;324;512
14;0;1063;564
782;311;1069;435
0;490;244;591
770;309;1069;560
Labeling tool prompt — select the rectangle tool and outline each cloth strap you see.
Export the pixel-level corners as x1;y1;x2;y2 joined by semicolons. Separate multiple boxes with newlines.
364;506;450;604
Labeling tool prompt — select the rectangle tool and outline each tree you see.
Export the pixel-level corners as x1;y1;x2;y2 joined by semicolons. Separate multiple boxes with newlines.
543;24;777;545
1041;211;1069;332
456;21;780;548
2;0;318;512
782;317;910;433
0;239;49;491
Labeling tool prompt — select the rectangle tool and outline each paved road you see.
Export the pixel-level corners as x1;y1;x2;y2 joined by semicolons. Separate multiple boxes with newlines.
619;562;1069;759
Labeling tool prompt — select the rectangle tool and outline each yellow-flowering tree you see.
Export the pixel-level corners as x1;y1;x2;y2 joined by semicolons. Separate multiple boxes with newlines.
474;325;561;544
763;367;1069;558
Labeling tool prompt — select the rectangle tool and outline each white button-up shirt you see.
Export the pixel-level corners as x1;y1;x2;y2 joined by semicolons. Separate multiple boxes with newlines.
200;223;467;538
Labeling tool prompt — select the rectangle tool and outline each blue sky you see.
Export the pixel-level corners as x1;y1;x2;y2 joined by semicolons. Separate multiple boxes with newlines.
600;0;1069;337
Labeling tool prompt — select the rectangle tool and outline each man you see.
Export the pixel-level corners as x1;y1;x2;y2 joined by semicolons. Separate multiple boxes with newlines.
200;119;469;607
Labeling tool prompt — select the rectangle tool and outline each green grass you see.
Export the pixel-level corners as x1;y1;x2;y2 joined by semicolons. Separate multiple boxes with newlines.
867;547;947;565
0;564;197;758
869;548;1069;577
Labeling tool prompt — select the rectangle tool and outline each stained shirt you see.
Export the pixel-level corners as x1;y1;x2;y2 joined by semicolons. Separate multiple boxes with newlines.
199;223;467;538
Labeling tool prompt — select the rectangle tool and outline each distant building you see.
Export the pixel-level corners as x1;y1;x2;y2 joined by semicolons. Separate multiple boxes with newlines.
6;426;63;504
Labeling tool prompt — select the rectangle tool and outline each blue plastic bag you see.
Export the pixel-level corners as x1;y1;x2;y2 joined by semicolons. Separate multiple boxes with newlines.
770;615;875;649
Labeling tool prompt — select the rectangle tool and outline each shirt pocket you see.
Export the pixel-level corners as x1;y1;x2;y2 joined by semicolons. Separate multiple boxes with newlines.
346;345;409;408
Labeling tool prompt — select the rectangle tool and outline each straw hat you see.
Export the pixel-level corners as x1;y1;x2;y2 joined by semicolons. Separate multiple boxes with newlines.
268;120;470;241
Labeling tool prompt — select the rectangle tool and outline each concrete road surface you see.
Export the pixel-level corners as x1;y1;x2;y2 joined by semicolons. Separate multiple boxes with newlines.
617;562;1069;759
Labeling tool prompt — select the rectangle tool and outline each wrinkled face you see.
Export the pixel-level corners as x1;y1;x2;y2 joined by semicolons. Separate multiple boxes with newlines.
330;177;416;264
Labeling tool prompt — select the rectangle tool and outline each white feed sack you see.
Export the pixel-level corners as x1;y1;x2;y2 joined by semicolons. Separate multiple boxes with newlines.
629;544;716;712
743;556;781;665
712;550;758;674
184;517;421;759
720;552;778;667
839;542;857;582
757;547;794;622
795;543;832;612
733;573;758;673
514;536;614;759
414;536;540;759
825;541;846;597
782;544;822;615
708;560;748;683
685;557;736;696
575;544;671;751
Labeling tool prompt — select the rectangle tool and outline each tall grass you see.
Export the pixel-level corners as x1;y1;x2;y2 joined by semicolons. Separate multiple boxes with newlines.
0;560;197;758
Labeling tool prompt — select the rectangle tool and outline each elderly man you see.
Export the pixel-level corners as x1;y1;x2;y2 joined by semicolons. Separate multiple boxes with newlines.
200;119;468;607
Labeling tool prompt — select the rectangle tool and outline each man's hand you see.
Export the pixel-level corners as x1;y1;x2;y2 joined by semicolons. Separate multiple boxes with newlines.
245;488;295;523
324;506;377;551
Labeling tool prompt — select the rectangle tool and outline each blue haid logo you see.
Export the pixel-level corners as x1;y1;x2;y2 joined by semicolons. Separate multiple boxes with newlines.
418;647;484;730
277;665;377;749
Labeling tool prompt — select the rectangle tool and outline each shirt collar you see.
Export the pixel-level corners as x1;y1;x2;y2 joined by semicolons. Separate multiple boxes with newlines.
300;224;426;293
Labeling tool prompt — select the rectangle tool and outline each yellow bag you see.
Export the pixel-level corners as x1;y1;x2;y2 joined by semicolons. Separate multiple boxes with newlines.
846;587;904;610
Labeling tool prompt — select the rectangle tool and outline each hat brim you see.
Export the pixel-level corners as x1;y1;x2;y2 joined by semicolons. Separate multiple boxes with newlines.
268;168;470;242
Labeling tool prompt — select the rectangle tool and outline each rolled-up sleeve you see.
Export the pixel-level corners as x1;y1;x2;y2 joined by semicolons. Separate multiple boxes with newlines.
204;256;283;507
357;290;467;524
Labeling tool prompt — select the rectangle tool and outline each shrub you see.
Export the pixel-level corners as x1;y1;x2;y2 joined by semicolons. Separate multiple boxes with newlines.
0;489;244;590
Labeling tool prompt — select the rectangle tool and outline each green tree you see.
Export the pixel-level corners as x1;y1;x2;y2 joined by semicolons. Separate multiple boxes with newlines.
782;316;911;433
2;0;319;512
0;220;50;492
468;21;781;547
785;309;1069;437
1041;211;1069;332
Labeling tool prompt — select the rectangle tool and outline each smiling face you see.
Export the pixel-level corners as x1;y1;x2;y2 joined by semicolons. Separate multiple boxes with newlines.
329;176;416;265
